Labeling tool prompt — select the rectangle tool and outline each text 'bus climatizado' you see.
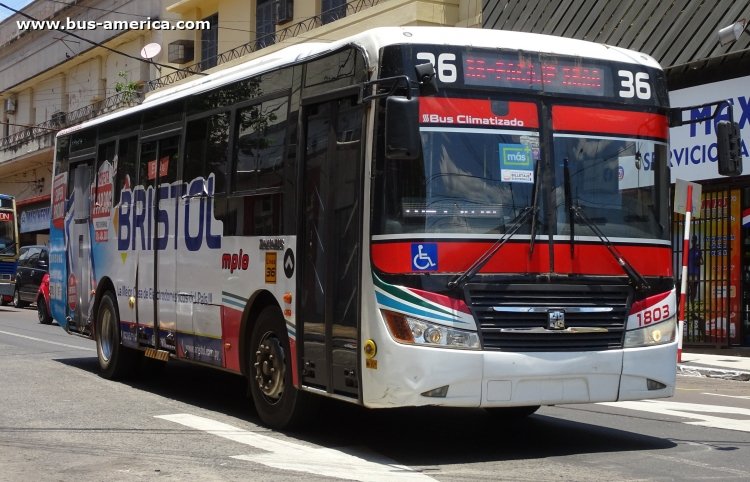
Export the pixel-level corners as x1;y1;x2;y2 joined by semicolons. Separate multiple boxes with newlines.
49;27;736;429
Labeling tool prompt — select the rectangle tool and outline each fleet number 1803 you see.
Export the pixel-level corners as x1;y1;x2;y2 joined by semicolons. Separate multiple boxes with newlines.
637;303;670;327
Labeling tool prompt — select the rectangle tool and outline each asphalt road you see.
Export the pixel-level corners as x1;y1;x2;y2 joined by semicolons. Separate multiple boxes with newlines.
1;305;749;481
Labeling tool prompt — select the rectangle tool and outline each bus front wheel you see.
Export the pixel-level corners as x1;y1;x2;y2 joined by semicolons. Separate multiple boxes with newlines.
96;291;138;379
248;306;316;429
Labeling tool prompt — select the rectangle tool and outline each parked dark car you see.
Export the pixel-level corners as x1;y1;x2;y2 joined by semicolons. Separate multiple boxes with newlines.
13;245;49;308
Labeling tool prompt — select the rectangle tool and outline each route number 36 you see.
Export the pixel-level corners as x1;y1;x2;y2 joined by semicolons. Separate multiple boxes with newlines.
416;52;457;83
618;70;651;100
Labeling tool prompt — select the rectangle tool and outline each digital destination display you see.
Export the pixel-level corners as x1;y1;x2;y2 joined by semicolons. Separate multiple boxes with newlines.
463;52;607;96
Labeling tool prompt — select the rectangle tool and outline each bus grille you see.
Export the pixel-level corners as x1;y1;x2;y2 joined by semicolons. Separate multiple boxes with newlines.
466;283;632;352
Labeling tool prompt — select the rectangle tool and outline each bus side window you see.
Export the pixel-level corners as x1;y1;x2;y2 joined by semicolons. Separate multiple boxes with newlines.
223;193;282;236
184;113;229;193
115;137;138;203
96;141;116;188
233;97;289;193
54;136;70;180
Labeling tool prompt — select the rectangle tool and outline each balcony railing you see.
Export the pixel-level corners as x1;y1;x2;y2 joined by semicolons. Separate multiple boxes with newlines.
0;91;140;152
1;0;383;153
147;0;383;91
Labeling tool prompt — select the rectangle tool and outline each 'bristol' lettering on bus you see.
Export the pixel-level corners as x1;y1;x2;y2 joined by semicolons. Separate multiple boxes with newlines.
117;175;222;252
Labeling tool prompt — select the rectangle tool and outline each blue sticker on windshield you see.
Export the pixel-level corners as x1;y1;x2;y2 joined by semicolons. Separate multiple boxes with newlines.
499;143;534;183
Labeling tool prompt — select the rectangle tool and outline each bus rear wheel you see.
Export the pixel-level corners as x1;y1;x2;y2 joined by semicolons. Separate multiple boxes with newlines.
96;291;138;380
248;306;316;429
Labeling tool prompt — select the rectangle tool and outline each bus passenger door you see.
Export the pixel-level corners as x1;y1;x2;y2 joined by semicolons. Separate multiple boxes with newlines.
68;160;94;332
300;96;363;397
136;137;179;351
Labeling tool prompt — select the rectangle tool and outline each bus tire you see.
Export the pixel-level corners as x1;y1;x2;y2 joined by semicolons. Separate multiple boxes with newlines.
248;305;316;429
37;296;52;324
96;291;138;380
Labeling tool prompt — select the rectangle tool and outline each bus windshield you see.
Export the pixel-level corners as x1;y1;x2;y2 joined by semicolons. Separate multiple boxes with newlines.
555;135;668;240
373;99;669;241
0;201;17;254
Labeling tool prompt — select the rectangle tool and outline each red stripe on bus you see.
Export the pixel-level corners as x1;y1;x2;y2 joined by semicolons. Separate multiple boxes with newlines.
221;306;242;373
419;97;540;128
371;241;671;277
552;106;668;139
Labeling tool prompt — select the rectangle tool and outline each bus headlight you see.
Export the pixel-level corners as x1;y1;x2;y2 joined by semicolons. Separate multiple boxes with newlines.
382;310;480;349
623;317;676;348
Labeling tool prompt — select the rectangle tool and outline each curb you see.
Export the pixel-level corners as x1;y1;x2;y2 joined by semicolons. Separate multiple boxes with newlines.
678;365;750;381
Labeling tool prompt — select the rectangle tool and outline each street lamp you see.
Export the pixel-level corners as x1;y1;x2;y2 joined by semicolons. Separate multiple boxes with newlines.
718;19;747;46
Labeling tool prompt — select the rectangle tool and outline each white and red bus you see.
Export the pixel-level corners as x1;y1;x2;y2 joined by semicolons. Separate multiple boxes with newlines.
50;27;687;428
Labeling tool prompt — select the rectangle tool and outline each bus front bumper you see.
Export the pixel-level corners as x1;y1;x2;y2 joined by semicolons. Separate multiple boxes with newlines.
361;342;676;408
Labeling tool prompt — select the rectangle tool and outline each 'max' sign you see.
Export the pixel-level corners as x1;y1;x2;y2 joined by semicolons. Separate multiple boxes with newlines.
117;175;222;252
688;96;750;137
669;77;750;182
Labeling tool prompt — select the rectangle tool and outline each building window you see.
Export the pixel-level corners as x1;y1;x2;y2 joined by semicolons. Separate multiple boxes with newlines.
322;0;347;25
256;0;275;49
201;13;219;70
276;0;293;23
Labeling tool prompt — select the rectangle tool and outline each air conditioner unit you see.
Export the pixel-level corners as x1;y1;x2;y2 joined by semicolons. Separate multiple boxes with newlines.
4;97;16;114
168;40;194;64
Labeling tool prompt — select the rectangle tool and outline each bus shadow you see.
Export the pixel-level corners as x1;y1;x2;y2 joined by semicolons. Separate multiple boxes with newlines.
55;356;675;465
307;402;676;464
56;356;253;418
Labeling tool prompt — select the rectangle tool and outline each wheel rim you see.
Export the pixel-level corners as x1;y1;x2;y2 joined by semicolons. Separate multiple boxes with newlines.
13;290;19;306
99;305;115;363
254;331;286;403
37;302;45;322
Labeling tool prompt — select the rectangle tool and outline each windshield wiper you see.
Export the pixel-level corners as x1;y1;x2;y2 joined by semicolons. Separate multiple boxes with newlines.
562;158;648;291
448;160;542;290
563;158;574;256
570;205;650;292
528;158;542;256
447;205;536;289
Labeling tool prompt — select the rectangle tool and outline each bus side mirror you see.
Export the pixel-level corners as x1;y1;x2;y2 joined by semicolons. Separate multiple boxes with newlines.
385;96;420;160
415;62;438;96
717;121;743;176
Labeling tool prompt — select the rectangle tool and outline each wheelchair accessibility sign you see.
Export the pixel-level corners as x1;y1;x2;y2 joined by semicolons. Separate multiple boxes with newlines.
411;243;438;271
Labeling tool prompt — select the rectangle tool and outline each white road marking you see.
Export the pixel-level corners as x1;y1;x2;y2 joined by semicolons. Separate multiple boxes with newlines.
701;392;750;401
0;329;95;351
599;400;750;433
156;413;436;481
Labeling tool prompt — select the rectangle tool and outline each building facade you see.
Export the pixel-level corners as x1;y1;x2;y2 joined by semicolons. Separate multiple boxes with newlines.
483;1;750;347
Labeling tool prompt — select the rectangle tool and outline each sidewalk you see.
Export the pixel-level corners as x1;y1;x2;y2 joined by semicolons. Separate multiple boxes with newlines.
678;351;750;381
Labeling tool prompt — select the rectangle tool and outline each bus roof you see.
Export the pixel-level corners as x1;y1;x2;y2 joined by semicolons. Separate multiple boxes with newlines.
57;26;662;138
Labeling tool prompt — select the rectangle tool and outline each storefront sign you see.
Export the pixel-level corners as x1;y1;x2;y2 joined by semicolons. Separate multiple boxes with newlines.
669;76;750;182
697;190;741;345
19;206;51;233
